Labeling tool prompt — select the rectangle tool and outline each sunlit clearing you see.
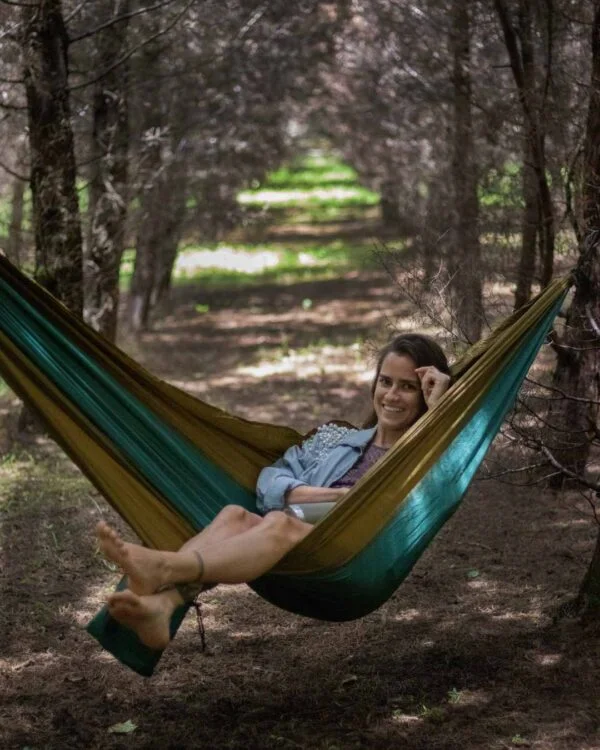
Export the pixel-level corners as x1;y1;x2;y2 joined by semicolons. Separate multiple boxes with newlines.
298;251;321;266
2;651;58;672
492;612;538;623
535;652;563;666
237;345;369;380
238;187;375;204
393;608;423;622
467;578;497;591
176;247;280;274
391;712;423;725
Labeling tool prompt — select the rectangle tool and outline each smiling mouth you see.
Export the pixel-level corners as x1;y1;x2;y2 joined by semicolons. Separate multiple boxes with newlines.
382;405;403;413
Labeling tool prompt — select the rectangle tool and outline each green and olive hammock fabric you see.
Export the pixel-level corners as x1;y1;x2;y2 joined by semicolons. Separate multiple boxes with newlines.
0;254;570;675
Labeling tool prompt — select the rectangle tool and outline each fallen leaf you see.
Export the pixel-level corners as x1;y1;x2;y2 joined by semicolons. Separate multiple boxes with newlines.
108;720;138;734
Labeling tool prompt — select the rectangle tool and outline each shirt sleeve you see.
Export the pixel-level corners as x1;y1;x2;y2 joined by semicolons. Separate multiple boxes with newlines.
255;433;319;513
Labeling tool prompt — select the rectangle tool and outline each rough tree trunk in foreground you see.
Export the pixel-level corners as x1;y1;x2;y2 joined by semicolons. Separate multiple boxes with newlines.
550;2;600;614
494;0;555;305
85;0;130;342
513;9;539;311
149;165;188;310
128;135;162;333
448;0;482;343
6;175;26;268
21;0;83;314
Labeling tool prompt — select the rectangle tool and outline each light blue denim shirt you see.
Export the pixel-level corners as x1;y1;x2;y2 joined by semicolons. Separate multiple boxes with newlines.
255;423;377;513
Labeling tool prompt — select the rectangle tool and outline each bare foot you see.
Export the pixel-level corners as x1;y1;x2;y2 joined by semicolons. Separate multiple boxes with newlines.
96;521;171;595
108;590;174;650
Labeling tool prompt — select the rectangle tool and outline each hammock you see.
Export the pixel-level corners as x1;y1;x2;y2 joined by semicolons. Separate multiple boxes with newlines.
0;254;570;675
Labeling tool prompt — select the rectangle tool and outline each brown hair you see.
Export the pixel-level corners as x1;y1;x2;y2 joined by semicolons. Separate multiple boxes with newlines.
363;333;451;428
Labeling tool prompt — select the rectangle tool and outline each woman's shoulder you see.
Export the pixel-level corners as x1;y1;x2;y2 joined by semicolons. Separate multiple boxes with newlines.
303;421;361;455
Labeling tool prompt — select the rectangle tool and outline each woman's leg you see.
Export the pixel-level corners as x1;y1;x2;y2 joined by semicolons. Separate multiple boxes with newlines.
100;510;312;649
98;510;311;592
178;504;263;553
97;505;263;595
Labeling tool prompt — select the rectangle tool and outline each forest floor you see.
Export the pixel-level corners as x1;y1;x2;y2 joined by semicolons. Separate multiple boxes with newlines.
2;261;600;750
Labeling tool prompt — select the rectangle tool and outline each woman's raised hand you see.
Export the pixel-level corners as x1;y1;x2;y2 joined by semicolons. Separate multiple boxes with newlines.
414;366;451;408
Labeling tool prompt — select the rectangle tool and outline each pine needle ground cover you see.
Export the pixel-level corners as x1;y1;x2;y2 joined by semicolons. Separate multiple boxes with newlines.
1;269;599;750
1;154;597;749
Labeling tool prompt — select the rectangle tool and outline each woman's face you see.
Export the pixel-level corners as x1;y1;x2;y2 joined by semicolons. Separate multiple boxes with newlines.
373;353;423;442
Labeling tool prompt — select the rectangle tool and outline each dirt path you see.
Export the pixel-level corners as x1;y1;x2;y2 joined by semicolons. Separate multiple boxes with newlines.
1;271;599;750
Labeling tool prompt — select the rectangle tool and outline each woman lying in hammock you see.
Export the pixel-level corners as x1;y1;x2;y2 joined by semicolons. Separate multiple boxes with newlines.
97;333;451;649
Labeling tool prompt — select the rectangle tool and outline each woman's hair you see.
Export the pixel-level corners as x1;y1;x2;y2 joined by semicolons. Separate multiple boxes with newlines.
363;333;451;428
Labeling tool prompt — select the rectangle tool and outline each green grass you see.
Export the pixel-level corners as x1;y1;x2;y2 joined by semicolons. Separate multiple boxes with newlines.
120;240;383;290
479;161;523;209
238;152;379;223
252;203;379;225
238;185;379;209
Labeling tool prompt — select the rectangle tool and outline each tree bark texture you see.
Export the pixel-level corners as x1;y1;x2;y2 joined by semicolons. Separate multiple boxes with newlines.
513;9;539;311
128;134;162;333
380;181;402;230
6;175;26;268
149;168;188;310
494;0;555;302
21;0;83;315
448;0;482;343
514;137;539;310
548;2;600;485
84;0;131;342
550;2;600;611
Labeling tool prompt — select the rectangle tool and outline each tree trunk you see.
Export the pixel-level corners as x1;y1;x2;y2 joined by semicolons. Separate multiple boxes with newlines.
494;0;556;300
21;0;83;315
380;182;401;230
514;137;539;310
513;9;538;310
128;137;162;333
448;0;482;343
150;169;188;310
548;1;600;614
536;143;555;288
6;175;26;268
84;0;130;342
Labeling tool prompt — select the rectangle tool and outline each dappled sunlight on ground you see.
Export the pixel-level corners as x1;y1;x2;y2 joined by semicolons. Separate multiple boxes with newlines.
175;246;281;275
238;186;377;205
3;267;600;750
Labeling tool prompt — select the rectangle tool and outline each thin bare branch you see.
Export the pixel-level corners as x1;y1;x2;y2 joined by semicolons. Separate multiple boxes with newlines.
541;445;600;493
69;0;179;44
479;461;548;479
0;159;27;180
524;376;600;406
64;2;88;23
563;139;584;244
540;0;555;108
69;0;195;91
0;0;37;6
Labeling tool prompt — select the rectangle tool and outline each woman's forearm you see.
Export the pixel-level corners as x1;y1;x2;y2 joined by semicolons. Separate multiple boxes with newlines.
285;485;348;504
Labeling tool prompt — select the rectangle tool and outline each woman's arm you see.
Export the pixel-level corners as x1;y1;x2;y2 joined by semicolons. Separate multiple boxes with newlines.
256;424;352;512
285;485;349;504
414;365;451;408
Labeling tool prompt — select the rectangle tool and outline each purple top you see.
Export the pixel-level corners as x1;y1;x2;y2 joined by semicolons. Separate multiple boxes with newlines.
331;441;389;488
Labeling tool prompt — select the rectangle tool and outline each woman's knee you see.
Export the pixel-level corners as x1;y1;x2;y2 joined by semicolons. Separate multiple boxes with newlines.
214;504;257;528
261;511;311;547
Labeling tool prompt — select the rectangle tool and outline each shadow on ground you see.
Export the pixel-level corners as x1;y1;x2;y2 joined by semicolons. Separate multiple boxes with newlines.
1;271;599;749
